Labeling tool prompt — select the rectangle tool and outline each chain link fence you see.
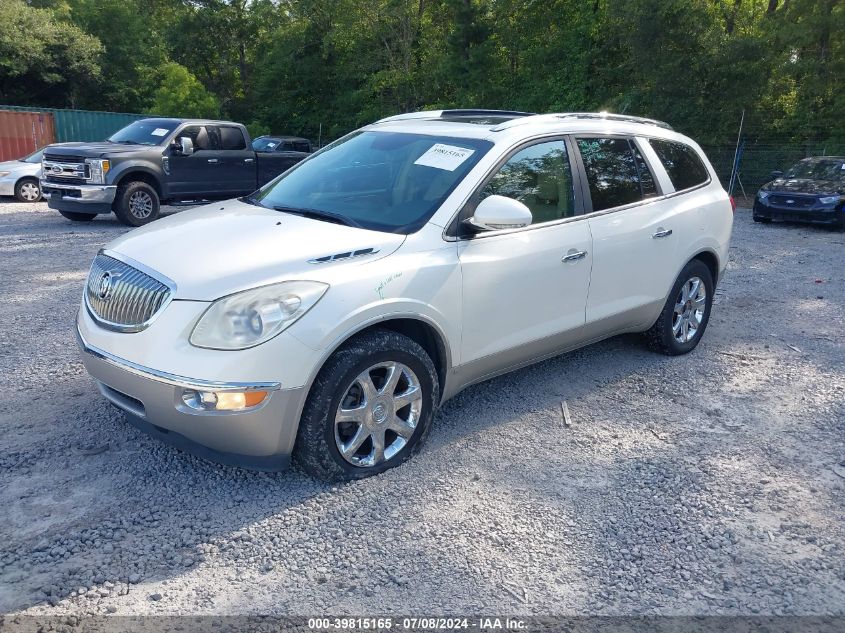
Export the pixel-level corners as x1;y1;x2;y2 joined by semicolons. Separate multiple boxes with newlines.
702;140;845;198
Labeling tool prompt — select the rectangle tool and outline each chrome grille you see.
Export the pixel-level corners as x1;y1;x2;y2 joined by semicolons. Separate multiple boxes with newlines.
85;254;172;332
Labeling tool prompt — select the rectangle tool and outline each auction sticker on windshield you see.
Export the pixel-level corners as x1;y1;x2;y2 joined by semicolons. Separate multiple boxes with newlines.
151;128;169;137
414;144;475;171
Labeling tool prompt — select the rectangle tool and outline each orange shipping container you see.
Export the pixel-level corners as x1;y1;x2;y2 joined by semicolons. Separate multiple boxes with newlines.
0;110;55;161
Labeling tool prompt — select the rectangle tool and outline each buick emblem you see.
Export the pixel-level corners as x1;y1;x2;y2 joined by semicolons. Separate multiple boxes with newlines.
786;199;795;204
98;271;114;300
50;164;63;175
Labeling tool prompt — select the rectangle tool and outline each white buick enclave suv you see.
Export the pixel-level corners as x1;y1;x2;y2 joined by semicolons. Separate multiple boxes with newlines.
77;110;734;480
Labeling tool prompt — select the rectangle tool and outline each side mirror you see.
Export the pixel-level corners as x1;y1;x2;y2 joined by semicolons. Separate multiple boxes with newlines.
179;137;194;156
466;195;533;232
770;170;783;180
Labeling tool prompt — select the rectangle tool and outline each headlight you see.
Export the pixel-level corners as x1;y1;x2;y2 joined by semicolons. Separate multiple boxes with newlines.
190;280;328;350
85;159;110;184
0;171;10;178
819;195;841;205
757;191;770;205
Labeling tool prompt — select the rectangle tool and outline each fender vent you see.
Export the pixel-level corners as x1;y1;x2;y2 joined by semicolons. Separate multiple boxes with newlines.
308;247;379;264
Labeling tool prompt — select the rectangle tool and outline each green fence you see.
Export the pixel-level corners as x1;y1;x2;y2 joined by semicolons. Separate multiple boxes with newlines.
0;105;149;143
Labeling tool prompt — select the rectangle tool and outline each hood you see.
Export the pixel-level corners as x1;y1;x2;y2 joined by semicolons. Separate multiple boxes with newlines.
763;178;844;196
44;142;152;159
105;199;406;300
0;160;37;172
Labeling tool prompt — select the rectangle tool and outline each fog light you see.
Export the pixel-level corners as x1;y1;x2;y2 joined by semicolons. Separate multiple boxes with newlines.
181;389;269;412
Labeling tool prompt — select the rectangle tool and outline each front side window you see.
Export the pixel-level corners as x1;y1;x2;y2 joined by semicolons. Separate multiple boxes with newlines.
251;131;493;234
649;139;709;190
108;120;180;146
576;137;657;212
178;125;217;151
479;140;576;224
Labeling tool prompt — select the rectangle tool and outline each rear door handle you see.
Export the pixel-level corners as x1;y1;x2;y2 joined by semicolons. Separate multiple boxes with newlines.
652;228;673;238
207;158;218;164
244;158;254;163
562;250;588;263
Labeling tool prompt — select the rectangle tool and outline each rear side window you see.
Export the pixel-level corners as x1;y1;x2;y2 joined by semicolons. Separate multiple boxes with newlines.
218;126;247;150
293;141;310;153
649;139;709;191
576;137;658;211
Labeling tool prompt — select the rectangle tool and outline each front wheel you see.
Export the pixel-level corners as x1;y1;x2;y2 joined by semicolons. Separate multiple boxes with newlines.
14;178;41;202
113;181;160;227
294;329;439;481
645;259;714;356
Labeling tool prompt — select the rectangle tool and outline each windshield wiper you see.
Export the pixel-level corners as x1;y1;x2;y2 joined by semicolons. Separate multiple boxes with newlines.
239;194;264;207
271;205;360;228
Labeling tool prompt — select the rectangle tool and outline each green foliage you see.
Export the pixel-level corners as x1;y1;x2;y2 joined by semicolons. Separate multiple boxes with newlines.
0;0;101;107
147;62;220;119
2;0;842;170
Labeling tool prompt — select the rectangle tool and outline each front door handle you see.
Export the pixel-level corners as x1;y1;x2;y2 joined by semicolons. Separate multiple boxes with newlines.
207;158;218;164
652;228;673;238
562;250;588;263
244;158;254;163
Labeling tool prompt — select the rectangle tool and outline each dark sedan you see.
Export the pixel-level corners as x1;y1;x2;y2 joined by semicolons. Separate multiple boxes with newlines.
753;157;845;229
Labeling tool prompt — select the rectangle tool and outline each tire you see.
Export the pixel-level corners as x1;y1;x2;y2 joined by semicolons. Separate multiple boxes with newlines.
58;210;96;222
645;259;714;356
113;181;160;227
752;215;771;223
14;178;41;202
294;329;440;481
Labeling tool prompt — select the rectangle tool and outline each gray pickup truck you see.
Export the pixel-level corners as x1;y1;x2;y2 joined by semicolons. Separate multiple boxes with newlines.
41;118;311;226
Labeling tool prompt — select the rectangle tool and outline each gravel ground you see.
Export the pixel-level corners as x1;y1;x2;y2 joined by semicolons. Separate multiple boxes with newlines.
1;200;844;618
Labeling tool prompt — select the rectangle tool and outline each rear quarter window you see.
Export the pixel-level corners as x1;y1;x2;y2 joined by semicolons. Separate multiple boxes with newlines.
649;139;709;191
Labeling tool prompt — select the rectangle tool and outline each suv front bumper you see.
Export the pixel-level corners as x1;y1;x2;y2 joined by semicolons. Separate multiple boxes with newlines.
76;327;306;471
42;181;117;214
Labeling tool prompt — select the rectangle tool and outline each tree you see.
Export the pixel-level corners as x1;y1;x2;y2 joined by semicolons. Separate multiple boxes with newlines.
0;0;102;107
147;62;220;118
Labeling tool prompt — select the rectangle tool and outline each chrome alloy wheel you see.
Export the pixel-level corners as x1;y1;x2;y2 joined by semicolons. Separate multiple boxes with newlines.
20;181;40;201
673;276;706;343
334;361;423;467
128;190;154;219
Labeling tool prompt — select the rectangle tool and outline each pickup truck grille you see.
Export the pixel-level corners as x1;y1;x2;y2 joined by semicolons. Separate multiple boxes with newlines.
42;155;89;182
85;254;172;332
44;153;88;163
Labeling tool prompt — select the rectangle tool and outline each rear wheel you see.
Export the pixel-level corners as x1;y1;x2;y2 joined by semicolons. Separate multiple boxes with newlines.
113;181;160;227
294;329;439;481
645;260;714;356
58;210;96;222
14;178;41;202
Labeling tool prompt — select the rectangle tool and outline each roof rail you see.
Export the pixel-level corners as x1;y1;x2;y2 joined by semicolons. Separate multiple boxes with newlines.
439;109;536;119
555;112;673;130
375;109;535;124
491;111;673;132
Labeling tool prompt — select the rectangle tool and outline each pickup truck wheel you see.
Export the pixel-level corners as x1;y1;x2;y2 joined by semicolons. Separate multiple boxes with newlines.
114;181;160;227
58;210;96;222
645;260;713;356
294;329;439;482
14;178;41;202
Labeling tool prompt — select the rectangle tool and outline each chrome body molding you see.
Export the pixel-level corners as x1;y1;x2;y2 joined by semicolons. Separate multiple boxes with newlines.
76;326;281;393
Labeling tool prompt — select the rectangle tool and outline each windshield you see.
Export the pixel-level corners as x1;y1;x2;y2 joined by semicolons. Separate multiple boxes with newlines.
251;131;492;233
108;120;180;145
21;149;43;163
784;158;845;182
253;137;280;152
